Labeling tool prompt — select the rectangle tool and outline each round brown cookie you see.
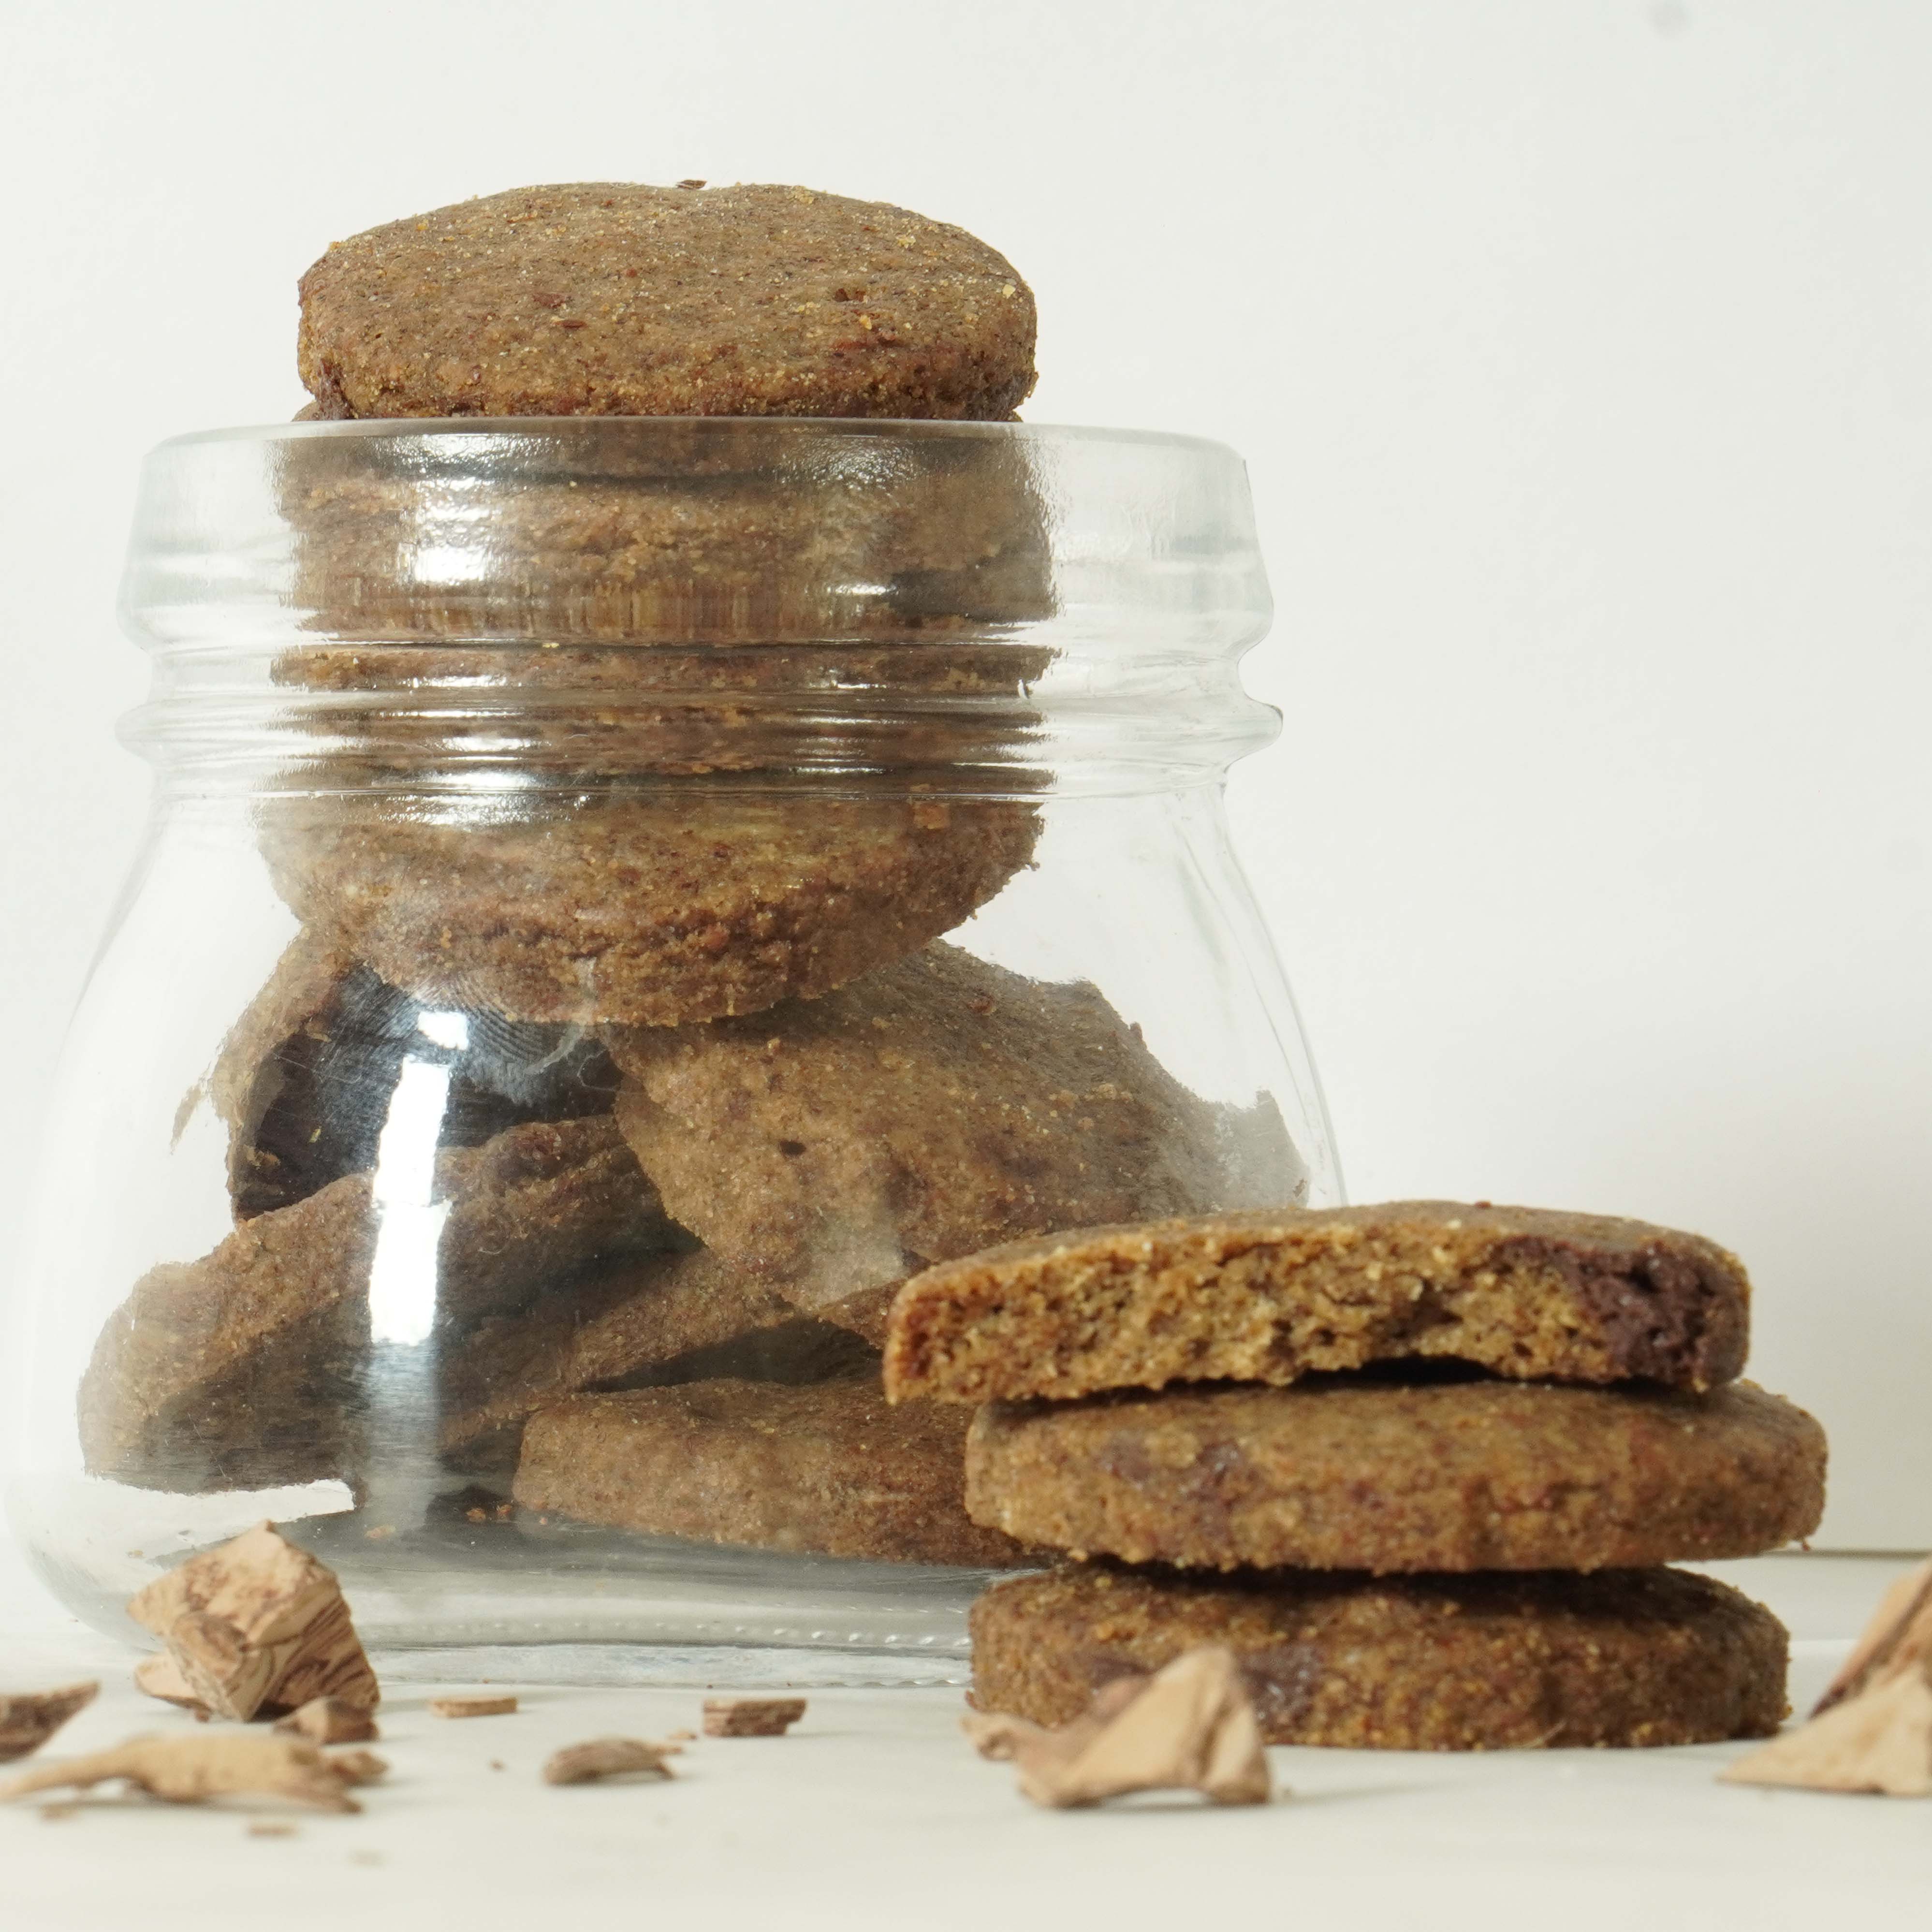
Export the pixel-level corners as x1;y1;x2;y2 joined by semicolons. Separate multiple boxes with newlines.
964;1376;1827;1573
968;1562;1790;1749
262;790;1039;1029
297;182;1036;421
79;1115;667;1495
207;925;619;1220
512;1377;1032;1567
604;942;1265;1315
884;1200;1752;1405
277;421;1055;650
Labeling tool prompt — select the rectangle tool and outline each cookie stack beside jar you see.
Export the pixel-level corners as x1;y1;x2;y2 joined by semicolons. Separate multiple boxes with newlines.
885;1202;1830;1748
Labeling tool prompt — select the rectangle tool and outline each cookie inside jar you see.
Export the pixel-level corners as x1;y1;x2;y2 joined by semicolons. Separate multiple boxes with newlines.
41;185;1328;1676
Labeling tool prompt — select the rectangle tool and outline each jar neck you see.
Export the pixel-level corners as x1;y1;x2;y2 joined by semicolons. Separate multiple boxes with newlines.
120;636;1280;800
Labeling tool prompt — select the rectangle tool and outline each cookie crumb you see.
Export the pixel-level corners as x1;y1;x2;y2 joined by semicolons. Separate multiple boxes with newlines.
702;1698;805;1738
126;1523;378;1724
542;1738;676;1785
248;1820;298;1838
275;1697;379;1745
428;1696;518;1719
963;1646;1271;1809
0;1682;99;1763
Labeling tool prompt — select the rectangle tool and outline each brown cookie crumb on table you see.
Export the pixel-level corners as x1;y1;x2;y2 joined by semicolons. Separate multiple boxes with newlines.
969;1562;1790;1750
297;182;1036;423
544;1738;677;1783
703;1698;806;1738
512;1376;1033;1568
885;1200;1752;1404
0;1683;98;1764
429;1695;519;1719
964;1376;1826;1573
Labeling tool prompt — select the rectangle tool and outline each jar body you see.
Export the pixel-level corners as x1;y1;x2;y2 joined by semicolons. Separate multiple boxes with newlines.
2;422;1338;1684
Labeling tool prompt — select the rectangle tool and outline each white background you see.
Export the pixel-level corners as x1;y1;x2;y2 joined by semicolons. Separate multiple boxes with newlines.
0;0;1926;1549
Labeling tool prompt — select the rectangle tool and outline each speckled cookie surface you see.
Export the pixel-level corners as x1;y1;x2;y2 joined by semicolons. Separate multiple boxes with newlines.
78;1171;378;1494
885;1201;1751;1405
264;792;1039;1029
513;1376;1032;1567
439;1247;799;1470
297;183;1035;421
604;944;1276;1315
80;1114;666;1494
208;926;619;1219
964;1376;1827;1573
969;1563;1790;1750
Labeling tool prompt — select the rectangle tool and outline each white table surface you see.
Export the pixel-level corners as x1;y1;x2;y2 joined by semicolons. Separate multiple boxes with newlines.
2;1531;1927;1932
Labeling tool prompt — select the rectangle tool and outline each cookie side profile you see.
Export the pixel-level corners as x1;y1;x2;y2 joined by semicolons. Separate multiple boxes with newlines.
513;1377;1032;1567
964;1376;1826;1573
605;943;1262;1314
265;793;1039;1030
969;1563;1790;1749
438;1247;799;1471
298;182;1036;422
885;1201;1751;1403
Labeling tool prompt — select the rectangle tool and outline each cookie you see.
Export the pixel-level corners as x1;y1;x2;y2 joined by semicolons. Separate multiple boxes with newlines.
605;943;1281;1315
79;1116;667;1493
79;1171;378;1493
209;926;619;1219
884;1201;1751;1405
513;1376;1032;1567
277;420;1055;652
439;1247;799;1470
963;1376;1826;1573
265;792;1039;1030
430;1115;670;1326
968;1563;1790;1750
297;183;1035;421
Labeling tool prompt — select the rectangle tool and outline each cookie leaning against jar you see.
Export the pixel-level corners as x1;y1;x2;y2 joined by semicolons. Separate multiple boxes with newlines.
604;942;1298;1320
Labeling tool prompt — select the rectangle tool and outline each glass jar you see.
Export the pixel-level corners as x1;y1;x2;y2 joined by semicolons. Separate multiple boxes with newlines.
1;419;1339;1687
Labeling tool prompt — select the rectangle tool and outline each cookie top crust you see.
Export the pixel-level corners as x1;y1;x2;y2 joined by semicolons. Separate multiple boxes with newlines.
298;182;1037;422
963;1375;1827;1573
884;1200;1751;1403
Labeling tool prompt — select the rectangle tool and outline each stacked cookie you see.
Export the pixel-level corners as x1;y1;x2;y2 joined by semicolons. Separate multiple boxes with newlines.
882;1204;1829;1749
